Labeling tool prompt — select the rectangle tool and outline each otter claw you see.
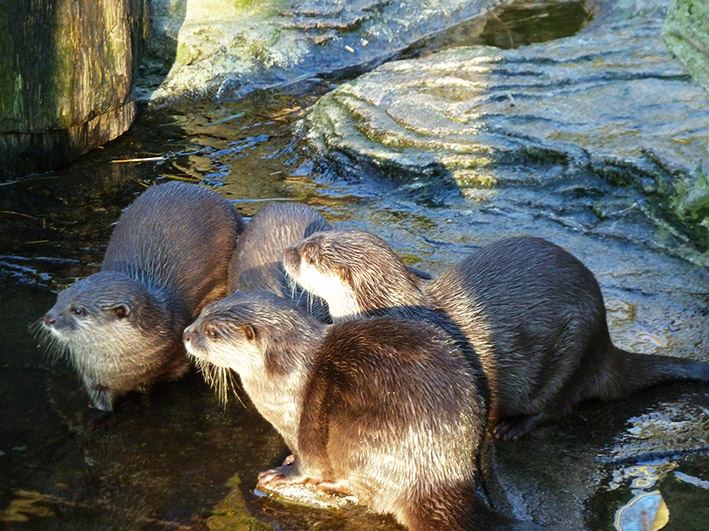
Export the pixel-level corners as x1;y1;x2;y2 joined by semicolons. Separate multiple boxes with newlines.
315;479;352;496
257;469;287;489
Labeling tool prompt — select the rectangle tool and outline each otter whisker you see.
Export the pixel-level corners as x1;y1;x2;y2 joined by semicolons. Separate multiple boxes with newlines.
31;320;69;365
224;367;246;408
193;358;246;409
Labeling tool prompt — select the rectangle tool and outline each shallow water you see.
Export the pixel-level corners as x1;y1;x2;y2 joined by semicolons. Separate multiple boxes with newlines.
2;1;709;529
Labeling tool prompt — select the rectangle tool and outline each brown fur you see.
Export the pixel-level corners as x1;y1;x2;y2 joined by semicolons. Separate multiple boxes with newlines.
41;182;245;411
184;291;541;530
229;202;332;320
283;231;709;440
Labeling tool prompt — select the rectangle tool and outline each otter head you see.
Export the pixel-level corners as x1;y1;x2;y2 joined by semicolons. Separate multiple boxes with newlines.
41;271;172;410
44;272;142;339
184;291;325;429
184;290;324;391
283;230;425;321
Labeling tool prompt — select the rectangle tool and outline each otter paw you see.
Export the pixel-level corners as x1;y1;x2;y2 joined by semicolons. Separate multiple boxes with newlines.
256;467;288;489
256;460;314;490
492;414;541;442
315;479;352;496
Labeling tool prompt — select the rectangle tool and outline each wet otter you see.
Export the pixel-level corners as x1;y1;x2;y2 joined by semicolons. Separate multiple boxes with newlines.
283;231;709;441
41;182;245;411
229;201;332;320
183;291;541;530
228;201;432;321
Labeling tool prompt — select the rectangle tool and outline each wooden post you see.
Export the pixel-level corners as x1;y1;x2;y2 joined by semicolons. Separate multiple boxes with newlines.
0;0;147;178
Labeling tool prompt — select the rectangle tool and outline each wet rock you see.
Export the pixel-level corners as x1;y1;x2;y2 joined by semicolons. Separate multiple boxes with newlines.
140;0;506;104
486;387;709;530
663;0;709;250
299;0;709;255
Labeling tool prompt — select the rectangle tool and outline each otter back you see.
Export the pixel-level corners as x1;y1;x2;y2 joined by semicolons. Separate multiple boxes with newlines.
229;201;331;319
104;182;245;316
284;230;709;441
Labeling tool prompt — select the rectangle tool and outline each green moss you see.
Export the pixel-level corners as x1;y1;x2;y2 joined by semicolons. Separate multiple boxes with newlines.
206;473;271;530
673;168;709;231
663;0;709;94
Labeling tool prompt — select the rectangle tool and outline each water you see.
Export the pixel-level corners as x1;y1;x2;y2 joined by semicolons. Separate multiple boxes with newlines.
2;1;708;529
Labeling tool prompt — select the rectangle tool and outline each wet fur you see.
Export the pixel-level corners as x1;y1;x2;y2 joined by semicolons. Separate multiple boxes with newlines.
229;202;332;320
284;231;709;440
41;182;245;411
184;291;538;530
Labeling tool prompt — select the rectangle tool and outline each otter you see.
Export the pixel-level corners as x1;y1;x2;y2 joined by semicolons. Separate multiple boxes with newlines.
283;231;709;441
183;291;541;531
229;201;332;320
228;201;432;321
40;182;245;411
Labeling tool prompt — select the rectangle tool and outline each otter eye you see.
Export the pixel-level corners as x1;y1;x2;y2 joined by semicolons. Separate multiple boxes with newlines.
111;304;129;319
71;306;86;317
205;327;219;340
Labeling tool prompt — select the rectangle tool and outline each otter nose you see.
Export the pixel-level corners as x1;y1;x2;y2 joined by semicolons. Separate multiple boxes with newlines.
44;312;56;327
183;329;194;344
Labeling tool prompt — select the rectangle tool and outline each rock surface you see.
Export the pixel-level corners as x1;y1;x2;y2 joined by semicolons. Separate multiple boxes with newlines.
664;0;709;92
140;0;507;104
663;0;709;247
299;0;709;258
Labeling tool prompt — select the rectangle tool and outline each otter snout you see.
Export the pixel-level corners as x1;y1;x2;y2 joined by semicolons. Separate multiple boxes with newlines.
183;327;196;345
183;325;206;355
44;311;57;327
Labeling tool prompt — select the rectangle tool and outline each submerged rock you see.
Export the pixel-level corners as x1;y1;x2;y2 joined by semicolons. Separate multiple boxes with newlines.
299;0;709;256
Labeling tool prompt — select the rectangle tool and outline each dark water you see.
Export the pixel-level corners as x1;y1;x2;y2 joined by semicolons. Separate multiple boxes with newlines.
2;1;708;529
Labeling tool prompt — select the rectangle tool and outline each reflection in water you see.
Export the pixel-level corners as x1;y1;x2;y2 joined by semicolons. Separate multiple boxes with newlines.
614;490;669;531
612;464;673;530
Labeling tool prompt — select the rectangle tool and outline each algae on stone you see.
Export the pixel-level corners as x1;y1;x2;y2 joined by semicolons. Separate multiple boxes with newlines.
0;0;146;178
663;0;709;244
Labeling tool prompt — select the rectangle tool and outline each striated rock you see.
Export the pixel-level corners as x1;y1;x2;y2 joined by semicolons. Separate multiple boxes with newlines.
140;0;507;104
299;0;709;253
0;0;147;179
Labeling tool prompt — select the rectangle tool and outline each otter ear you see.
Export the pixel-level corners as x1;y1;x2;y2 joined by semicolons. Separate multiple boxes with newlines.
303;242;319;265
243;324;257;342
337;264;351;285
110;304;130;319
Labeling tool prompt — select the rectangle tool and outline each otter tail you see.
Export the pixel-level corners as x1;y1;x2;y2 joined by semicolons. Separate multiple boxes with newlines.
596;346;709;401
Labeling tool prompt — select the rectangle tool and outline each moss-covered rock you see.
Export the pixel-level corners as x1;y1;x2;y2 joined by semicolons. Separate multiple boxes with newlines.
663;0;709;92
663;0;709;245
